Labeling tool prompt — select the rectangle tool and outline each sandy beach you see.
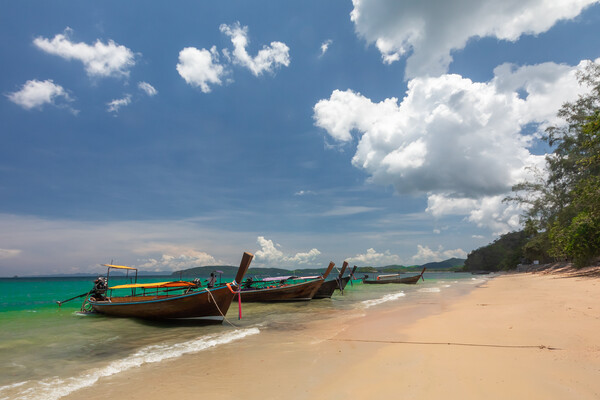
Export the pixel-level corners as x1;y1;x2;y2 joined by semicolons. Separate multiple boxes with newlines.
64;272;600;400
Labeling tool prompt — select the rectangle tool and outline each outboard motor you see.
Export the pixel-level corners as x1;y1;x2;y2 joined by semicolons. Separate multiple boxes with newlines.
91;277;107;300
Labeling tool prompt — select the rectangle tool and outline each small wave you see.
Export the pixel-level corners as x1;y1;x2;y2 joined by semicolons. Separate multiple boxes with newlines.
0;380;28;395
418;287;441;293
468;278;485;284
361;292;405;309
1;327;259;400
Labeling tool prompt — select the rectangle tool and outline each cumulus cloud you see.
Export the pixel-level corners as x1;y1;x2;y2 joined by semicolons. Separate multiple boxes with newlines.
33;27;136;78
411;245;467;264
176;46;226;93
350;0;598;78
219;22;290;76
138;82;157;96
320;39;333;56
254;236;320;267
347;248;402;266
426;193;524;235
106;94;131;113
7;79;73;111
314;59;593;232
137;249;218;271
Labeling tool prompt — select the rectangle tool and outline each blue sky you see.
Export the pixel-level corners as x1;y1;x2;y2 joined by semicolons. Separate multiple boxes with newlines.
1;0;600;276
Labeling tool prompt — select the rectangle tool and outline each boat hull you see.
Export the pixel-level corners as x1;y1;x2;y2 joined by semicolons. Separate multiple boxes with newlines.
363;274;422;284
340;276;353;289
234;279;324;302
90;286;235;320
313;278;342;299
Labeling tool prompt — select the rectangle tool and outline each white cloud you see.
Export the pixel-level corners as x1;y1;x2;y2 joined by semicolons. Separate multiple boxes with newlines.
466;195;523;235
320;39;333;56
138;82;157;96
176;46;226;93
254;236;321;267
314;59;593;232
411;245;467;264
0;248;21;259
106;94;131;113
294;190;315;196
137;249;218;272
219;22;290;76
320;206;379;217
7;79;73;111
350;0;598;78
33;27;136;78
346;248;402;266
426;193;527;235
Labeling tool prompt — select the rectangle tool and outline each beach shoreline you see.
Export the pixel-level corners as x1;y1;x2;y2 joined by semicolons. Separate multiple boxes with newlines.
63;272;600;400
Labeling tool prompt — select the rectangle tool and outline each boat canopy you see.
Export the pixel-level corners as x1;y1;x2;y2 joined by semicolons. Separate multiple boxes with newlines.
294;275;320;280
109;281;196;290
261;275;294;282
103;264;137;270
378;273;401;279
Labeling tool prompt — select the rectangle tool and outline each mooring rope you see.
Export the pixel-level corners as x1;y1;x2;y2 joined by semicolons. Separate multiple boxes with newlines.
327;338;560;350
204;288;237;328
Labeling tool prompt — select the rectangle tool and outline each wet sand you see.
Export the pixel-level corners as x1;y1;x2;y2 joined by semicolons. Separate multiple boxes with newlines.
65;273;600;400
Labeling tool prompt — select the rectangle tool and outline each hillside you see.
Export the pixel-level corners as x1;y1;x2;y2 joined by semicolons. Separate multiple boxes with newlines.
172;258;465;278
355;258;465;274
171;265;335;278
421;257;466;270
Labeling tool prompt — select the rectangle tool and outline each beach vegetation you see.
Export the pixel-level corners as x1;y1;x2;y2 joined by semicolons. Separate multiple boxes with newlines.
507;61;600;268
464;231;529;271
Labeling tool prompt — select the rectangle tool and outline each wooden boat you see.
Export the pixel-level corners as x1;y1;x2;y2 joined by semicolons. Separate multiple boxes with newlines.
313;261;349;299
362;267;426;285
234;262;335;302
339;265;358;289
83;252;253;321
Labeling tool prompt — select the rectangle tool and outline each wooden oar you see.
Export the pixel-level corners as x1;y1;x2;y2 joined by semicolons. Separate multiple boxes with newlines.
56;291;90;307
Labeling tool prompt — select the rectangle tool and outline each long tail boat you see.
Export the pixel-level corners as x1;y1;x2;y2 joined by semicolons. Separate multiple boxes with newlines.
313;261;349;299
78;252;253;321
234;262;335;302
340;265;358;289
362;267;426;285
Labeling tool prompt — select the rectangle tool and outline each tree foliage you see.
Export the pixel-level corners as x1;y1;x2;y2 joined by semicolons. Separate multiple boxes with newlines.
464;231;529;271
508;62;600;267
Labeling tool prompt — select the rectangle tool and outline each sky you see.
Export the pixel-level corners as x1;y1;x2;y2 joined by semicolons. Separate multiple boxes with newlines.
1;0;600;276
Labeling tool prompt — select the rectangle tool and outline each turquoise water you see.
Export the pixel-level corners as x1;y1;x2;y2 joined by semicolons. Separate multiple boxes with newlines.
0;272;488;400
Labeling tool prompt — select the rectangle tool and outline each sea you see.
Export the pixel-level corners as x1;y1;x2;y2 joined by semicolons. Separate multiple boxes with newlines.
0;271;491;400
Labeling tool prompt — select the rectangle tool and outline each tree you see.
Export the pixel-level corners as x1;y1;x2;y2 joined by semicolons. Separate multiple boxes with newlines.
508;62;600;267
464;231;529;271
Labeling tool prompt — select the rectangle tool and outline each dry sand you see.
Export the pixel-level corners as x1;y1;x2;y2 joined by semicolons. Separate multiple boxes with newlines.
65;273;600;400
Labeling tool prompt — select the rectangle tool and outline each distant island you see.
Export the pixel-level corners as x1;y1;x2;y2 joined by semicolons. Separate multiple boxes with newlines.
170;257;466;278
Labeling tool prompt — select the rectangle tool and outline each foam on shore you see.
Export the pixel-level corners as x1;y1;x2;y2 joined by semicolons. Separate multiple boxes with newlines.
0;327;259;400
361;291;406;308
